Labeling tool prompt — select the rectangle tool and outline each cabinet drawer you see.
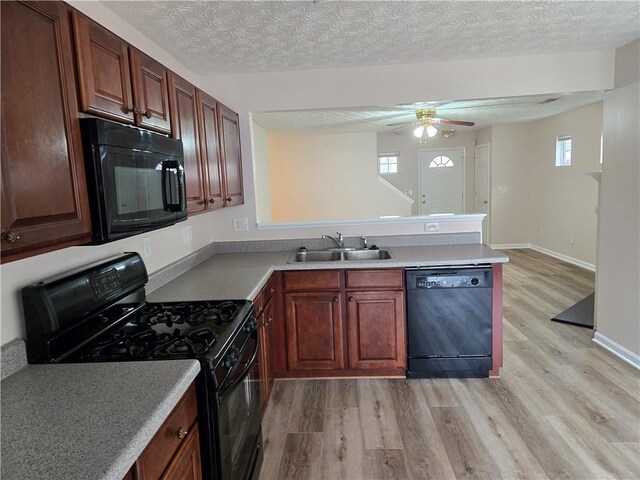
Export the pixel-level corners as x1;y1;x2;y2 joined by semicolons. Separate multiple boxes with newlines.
262;273;276;306
136;384;198;480
345;269;404;290
284;270;341;291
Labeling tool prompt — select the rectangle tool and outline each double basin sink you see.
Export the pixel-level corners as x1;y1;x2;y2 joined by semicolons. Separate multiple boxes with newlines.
292;248;392;263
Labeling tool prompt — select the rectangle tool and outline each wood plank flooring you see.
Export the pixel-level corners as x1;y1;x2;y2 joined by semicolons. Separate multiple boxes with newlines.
259;249;640;480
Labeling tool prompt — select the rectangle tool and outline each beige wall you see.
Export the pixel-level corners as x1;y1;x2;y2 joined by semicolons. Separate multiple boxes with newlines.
377;131;477;214
528;103;603;265
489;123;534;245
268;132;411;221
595;39;640;359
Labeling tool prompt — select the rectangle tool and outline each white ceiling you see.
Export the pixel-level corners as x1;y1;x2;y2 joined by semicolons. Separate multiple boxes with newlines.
102;1;639;75
252;92;605;134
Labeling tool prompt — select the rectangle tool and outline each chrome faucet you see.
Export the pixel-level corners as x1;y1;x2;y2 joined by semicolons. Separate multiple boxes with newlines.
322;232;344;249
361;236;368;249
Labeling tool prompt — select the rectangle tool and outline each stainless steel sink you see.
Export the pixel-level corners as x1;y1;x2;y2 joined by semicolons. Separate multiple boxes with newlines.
293;250;342;262
343;249;392;261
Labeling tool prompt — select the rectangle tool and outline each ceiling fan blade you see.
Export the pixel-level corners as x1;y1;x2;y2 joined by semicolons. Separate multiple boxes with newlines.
432;118;475;127
386;120;414;127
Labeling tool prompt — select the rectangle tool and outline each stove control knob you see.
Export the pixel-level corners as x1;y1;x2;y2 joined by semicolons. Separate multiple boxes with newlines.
471;277;479;286
223;347;241;369
244;317;258;333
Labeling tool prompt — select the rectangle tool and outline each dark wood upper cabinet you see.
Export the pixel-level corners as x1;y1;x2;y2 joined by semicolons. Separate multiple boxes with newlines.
130;48;171;133
1;1;92;261
72;11;134;123
217;103;244;206
72;13;171;134
168;73;206;214
196;91;224;210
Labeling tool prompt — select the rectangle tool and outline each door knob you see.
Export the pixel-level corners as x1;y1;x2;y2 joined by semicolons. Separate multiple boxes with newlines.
1;231;20;244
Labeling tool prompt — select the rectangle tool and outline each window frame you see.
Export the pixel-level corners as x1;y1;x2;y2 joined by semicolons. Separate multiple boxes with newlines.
377;152;399;175
555;135;572;167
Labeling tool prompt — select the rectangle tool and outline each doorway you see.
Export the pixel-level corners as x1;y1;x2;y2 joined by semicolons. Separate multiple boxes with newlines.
475;143;490;244
418;148;465;215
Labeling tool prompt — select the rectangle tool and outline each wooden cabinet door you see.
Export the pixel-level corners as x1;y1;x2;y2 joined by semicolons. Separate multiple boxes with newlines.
217;103;244;206
196;91;224;210
1;1;92;260
285;292;344;370
130;48;171;134
72;12;134;123
346;291;406;370
168;73;206;214
160;425;202;480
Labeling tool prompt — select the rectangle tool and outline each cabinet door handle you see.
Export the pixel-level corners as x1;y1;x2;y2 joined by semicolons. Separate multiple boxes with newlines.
226;197;232;203
209;198;215;204
1;231;20;244
176;427;188;440
143;109;152;119
198;200;207;205
333;297;338;303
270;288;275;294
267;316;273;326
349;296;354;302
124;106;138;114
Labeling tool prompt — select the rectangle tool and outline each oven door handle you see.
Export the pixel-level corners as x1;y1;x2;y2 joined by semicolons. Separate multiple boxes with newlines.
218;335;259;401
161;160;184;212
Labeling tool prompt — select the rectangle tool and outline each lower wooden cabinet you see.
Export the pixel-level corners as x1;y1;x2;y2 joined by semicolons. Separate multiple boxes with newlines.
282;269;405;376
133;383;200;480
258;298;275;410
285;292;345;371
346;291;406;369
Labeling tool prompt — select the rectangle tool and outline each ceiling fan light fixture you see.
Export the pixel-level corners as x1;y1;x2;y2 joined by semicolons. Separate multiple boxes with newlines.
426;125;438;137
413;125;425;137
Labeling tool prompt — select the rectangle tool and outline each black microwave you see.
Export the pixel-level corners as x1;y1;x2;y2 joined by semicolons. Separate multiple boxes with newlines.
81;118;187;244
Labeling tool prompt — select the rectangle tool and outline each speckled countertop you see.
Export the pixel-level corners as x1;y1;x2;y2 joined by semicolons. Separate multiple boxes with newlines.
1;360;200;480
148;243;508;302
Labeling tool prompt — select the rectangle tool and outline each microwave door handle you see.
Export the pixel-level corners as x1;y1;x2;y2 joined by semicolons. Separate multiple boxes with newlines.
218;336;260;401
161;160;181;211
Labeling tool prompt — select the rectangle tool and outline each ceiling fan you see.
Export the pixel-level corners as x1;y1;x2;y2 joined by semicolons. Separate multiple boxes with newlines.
388;108;475;142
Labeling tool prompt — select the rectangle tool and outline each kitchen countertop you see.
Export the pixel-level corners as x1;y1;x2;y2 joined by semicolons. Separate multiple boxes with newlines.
1;360;200;480
148;243;508;302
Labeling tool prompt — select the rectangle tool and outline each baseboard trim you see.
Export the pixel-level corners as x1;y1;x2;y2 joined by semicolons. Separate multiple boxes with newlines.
489;243;595;272
593;332;640;370
489;243;530;250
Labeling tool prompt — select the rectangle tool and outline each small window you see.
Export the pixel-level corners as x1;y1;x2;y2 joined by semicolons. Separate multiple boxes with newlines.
556;135;572;166
429;155;454;168
378;154;398;174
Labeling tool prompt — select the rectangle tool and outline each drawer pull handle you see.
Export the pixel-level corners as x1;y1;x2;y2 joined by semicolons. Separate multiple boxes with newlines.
1;231;20;244
333;297;338;303
176;427;188;440
349;296;354;302
143;109;153;119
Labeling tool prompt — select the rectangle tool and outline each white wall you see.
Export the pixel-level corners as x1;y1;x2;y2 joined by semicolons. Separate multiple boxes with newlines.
595;39;640;359
377;131;477;214
252;123;272;221
268;132;411;221
202;51;615;242
489;123;534;245
528;103;602;265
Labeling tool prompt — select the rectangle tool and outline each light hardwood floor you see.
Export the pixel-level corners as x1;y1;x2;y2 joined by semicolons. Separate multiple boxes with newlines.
259;249;640;480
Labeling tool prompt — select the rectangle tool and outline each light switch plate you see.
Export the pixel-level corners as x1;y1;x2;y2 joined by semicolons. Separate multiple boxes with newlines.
182;226;193;244
233;217;249;232
142;237;151;258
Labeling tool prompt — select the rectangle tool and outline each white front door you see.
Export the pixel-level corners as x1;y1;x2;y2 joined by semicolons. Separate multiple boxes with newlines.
475;143;490;244
419;148;464;215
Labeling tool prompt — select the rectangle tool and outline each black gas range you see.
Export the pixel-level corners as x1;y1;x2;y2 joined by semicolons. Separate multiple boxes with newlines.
21;253;263;480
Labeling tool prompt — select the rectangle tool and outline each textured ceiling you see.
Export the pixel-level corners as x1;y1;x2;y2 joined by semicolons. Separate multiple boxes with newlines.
102;1;639;75
252;92;605;134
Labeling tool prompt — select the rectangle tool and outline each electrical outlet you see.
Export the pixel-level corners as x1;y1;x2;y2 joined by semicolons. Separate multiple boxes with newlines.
233;217;249;232
425;222;440;232
142;237;151;258
182;226;193;244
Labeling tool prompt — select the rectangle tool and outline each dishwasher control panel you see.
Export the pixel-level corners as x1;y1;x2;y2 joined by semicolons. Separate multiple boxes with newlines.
407;268;492;289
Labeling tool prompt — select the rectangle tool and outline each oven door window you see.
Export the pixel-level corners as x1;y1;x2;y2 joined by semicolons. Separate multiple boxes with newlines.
217;335;262;480
99;145;184;233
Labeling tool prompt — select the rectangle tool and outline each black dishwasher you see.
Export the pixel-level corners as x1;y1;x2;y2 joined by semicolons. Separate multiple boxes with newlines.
406;267;493;378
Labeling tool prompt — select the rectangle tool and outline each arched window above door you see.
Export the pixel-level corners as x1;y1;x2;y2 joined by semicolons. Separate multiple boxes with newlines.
429;155;454;168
